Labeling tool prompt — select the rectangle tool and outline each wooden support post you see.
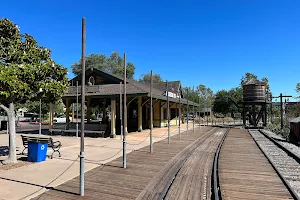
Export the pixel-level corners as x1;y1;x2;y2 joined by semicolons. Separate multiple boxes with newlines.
66;98;70;130
182;106;185;124
72;103;75;122
103;101;106;124
49;103;54;128
242;104;246;126
87;98;91;123
110;97;116;138
159;100;162;128
138;96;143;132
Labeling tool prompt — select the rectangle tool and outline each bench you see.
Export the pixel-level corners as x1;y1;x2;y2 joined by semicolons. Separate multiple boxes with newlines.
63;129;106;138
49;129;63;135
21;135;62;159
49;123;109;138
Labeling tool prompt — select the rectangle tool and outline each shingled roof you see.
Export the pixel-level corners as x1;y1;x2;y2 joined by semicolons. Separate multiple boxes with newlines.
152;81;180;93
66;69;198;106
244;79;265;86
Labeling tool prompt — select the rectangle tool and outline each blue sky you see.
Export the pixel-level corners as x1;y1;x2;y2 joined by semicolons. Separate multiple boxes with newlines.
2;0;300;100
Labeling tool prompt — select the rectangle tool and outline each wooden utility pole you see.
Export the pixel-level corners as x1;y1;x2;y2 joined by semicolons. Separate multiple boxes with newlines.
272;93;292;129
120;82;123;141
270;94;273;123
79;17;86;196
167;81;170;144
76;81;79;138
186;90;189;136
150;70;153;153
193;86;195;132
178;90;181;139
123;53;127;168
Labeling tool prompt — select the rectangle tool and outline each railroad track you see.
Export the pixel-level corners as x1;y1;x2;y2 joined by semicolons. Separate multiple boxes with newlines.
136;127;228;200
248;129;300;199
211;128;229;200
212;128;298;200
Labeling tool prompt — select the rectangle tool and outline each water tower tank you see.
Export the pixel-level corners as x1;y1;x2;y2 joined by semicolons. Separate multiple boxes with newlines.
243;79;266;102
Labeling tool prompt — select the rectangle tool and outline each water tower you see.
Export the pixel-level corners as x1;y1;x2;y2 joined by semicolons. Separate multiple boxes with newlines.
242;79;268;127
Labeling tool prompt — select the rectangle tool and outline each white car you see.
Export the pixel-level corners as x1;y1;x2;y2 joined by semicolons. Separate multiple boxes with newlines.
53;116;72;123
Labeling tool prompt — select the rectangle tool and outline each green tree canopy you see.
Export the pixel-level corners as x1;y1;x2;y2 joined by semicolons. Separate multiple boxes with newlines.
0;18;68;163
213;90;232;115
296;83;300;94
196;85;214;111
138;72;164;83
16;99;65;118
240;72;258;86
16;101;49;116
182;85;214;112
213;87;243;115
71;52;136;79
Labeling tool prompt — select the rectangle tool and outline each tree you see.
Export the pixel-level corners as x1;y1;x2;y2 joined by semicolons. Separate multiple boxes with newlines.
16;99;65;119
16;101;49;119
71;52;136;79
287;104;300;118
196;85;214;112
0;18;68;163
138;72;163;83
240;72;258;86
213;90;231;115
296;83;300;94
54;100;65;117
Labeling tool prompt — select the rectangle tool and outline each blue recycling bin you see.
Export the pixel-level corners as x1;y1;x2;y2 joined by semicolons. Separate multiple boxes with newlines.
28;142;48;162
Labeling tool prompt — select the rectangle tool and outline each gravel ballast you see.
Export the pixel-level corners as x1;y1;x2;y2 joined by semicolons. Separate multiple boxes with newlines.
249;130;300;198
262;129;300;158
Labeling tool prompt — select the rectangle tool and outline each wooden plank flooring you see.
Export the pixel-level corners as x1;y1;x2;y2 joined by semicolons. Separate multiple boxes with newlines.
219;129;293;200
136;127;222;200
36;127;213;200
164;129;225;200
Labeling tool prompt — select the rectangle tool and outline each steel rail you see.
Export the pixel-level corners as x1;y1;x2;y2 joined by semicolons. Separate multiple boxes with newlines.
259;130;300;164
211;128;229;200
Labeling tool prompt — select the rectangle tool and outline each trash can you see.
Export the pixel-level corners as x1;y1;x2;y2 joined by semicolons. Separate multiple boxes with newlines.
28;141;48;162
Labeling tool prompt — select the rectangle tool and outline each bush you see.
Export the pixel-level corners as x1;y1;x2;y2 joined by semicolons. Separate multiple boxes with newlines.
91;114;97;120
267;122;290;140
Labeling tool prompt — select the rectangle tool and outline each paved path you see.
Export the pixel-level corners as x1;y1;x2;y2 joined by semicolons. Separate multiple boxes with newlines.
0;123;198;200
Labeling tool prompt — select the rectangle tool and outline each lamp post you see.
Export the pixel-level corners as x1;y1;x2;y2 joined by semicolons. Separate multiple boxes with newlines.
39;88;42;135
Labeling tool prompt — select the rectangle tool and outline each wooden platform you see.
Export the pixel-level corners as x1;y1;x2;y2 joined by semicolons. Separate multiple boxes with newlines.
219;129;293;200
36;127;214;200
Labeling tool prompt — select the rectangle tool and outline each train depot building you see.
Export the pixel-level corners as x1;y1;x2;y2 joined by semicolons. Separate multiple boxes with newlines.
52;68;198;137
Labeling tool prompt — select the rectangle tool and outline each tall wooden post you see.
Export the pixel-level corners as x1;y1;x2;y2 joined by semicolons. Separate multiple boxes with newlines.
193;86;195;132
79;17;86;196
120;82;123;140
150;70;153;153
72;104;75;122
110;97;116;138
167;81;170;144
178;90;181;139
186;90;189;136
138;96;143;132
66;99;70;130
123;53;127;168
280;93;283;129
49;103;54;128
